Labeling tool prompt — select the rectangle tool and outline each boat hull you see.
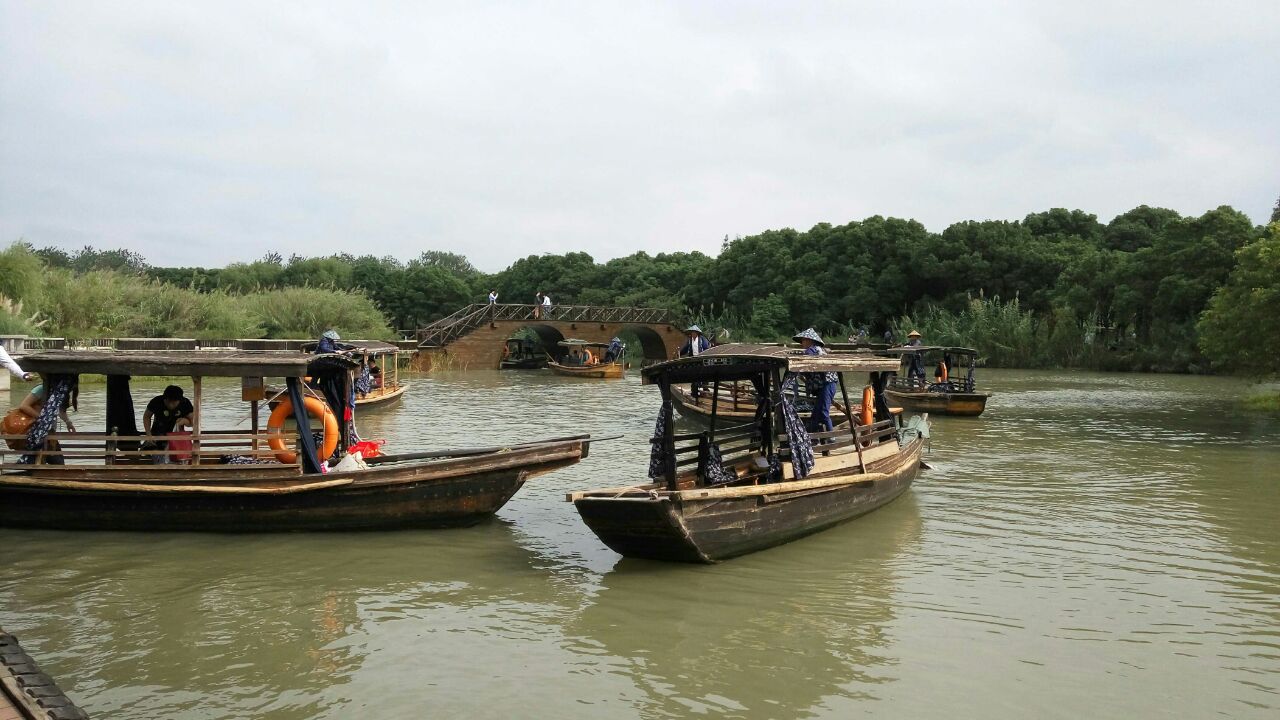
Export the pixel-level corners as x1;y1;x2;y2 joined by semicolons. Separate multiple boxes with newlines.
0;442;584;532
885;389;988;416
547;361;625;379
356;382;409;408
574;439;922;563
500;358;546;370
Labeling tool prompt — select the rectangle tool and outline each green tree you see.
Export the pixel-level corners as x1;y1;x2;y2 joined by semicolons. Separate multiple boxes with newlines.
1198;223;1280;375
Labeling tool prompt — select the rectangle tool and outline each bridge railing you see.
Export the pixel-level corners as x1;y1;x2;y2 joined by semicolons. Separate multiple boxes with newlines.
416;303;679;348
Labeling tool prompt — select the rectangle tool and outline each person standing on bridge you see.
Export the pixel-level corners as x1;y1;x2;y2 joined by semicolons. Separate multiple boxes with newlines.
541;292;553;320
488;289;498;305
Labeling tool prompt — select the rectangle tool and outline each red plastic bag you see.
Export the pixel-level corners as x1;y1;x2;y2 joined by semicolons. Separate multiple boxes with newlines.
167;430;193;462
348;440;385;458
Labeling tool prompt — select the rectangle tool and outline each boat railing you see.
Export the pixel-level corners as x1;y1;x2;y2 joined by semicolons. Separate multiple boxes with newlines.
777;417;898;456
890;376;975;393
0;430;299;468
417;303;678;347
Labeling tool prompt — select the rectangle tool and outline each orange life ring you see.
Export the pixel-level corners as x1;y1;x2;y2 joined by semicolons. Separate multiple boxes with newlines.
938;361;948;382
860;386;875;426
267;395;339;464
2;409;33;451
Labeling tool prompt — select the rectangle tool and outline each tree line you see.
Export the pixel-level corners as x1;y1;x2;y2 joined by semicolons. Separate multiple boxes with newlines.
3;200;1278;375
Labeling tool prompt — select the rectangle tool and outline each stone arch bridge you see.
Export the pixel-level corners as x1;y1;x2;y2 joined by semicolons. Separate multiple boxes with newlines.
412;304;684;371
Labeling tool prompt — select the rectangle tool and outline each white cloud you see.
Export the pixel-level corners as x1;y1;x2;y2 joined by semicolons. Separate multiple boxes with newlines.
1;0;1276;271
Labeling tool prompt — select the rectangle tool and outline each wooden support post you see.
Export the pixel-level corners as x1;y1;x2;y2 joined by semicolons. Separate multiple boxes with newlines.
709;379;720;440
251;400;260;453
107;427;118;466
191;375;202;465
840;373;866;474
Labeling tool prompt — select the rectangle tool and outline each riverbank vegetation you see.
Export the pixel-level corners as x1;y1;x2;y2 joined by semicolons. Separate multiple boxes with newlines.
0;244;389;340
3;202;1277;375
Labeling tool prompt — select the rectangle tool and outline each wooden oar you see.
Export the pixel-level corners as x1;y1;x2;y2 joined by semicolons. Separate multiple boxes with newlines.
364;434;621;465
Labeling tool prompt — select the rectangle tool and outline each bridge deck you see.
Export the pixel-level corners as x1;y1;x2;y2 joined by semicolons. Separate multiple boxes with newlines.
416;303;679;348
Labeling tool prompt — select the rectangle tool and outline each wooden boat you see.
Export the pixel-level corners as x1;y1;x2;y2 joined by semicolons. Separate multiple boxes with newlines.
302;340;409;408
0;350;590;532
500;337;547;370
668;382;900;427
1;625;89;719
547;339;625;379
884;345;990;416
570;344;928;563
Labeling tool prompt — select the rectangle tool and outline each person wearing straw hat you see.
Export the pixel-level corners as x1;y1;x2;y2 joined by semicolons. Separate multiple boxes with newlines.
904;330;926;379
679;325;710;358
793;328;839;435
680;325;712;398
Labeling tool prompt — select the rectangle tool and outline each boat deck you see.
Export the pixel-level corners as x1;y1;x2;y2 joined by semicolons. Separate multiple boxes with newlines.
0;627;87;720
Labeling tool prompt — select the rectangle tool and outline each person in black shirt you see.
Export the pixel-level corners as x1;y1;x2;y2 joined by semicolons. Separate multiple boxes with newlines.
144;385;194;464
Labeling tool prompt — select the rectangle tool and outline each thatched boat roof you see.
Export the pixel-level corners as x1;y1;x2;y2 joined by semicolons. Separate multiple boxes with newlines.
21;350;312;377
642;343;900;384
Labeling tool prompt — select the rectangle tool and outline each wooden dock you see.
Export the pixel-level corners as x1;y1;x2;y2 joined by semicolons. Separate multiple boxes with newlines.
0;628;87;720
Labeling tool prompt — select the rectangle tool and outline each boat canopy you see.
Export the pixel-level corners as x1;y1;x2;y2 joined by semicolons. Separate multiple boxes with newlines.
884;345;978;355
558;339;609;348
300;339;399;354
642;343;900;385
20;350;311;378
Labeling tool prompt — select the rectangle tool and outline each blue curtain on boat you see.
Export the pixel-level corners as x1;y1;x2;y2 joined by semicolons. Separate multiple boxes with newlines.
354;365;373;395
286;376;323;474
20;375;74;465
647;400;673;480
779;375;815;479
699;441;738;485
309;355;357;455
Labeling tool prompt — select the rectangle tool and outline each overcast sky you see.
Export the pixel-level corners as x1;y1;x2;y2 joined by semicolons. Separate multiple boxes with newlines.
1;1;1276;271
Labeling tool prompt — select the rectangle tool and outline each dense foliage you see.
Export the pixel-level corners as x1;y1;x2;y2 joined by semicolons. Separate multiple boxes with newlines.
4;201;1275;374
1198;223;1280;376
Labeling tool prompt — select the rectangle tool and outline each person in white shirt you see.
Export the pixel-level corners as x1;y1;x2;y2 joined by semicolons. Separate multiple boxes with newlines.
0;345;32;381
488;290;498;304
541;292;553;319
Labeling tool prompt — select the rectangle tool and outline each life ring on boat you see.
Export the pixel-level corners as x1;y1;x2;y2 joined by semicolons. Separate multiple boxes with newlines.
502;344;511;359
2;409;32;451
266;395;339;464
860;386;875;426
936;361;948;382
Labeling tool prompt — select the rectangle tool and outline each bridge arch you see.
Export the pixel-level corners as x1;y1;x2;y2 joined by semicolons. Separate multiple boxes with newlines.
617;325;671;362
413;304;683;370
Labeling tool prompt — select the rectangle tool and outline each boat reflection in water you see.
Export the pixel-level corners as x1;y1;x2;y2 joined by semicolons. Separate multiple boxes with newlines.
564;494;923;716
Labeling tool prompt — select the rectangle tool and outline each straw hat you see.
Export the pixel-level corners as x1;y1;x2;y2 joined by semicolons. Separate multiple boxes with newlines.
907;330;922;338
684;325;703;335
792;328;826;346
322;329;341;340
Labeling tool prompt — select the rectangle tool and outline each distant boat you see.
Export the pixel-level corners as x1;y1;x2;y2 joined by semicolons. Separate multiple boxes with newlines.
547;339;625;379
269;340;410;409
884;345;990;416
499;337;547;370
570;343;927;563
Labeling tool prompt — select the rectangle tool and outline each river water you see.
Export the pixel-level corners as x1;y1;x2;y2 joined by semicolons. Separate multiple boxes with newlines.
2;369;1278;719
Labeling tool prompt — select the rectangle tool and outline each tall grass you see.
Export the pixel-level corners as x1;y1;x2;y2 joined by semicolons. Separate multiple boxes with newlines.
30;269;392;341
894;296;1041;367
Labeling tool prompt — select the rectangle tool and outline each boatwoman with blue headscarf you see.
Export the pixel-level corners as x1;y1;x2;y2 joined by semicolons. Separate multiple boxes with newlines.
793;328;838;434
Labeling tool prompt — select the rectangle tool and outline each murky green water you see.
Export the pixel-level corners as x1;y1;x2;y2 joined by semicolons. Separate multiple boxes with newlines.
2;369;1278;718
